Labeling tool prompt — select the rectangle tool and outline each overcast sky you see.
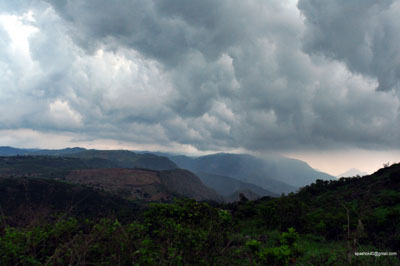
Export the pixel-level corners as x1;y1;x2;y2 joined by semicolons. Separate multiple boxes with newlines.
1;0;400;175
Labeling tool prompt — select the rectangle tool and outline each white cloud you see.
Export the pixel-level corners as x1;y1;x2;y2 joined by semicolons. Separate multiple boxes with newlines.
47;99;82;128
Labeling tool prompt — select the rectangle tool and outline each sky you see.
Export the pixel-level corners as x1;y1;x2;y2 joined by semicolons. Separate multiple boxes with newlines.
0;0;400;176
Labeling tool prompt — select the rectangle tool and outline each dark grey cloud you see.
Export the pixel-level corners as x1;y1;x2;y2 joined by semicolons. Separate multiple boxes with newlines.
0;0;399;152
45;0;256;64
298;0;400;92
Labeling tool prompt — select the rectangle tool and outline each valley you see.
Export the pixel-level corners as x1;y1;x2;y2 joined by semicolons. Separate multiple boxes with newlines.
0;147;398;265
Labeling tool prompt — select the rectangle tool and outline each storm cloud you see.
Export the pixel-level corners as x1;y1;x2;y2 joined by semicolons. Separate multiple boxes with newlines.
298;0;400;92
0;0;399;153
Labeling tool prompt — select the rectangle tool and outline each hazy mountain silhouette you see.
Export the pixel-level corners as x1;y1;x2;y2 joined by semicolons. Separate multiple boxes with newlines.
0;146;85;156
169;153;334;194
337;168;368;178
195;171;277;198
0;146;39;156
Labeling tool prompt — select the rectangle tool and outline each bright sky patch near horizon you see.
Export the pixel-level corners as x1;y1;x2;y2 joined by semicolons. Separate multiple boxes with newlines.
285;150;400;176
1;0;400;176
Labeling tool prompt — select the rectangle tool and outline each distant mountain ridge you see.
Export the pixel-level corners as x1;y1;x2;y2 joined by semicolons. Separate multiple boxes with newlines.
337;168;368;178
0;147;335;201
0;146;39;156
169;153;334;195
0;146;85;156
0;147;178;171
67;150;178;171
195;172;278;198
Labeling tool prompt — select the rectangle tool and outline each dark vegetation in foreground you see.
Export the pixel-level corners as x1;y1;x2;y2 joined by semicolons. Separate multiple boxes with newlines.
0;164;400;265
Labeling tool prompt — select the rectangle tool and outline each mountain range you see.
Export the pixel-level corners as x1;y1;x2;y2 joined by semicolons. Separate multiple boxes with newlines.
1;151;398;264
0;146;335;201
168;153;334;195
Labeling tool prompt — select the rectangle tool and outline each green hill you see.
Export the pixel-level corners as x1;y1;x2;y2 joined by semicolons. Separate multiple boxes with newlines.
0;177;142;225
0;156;221;202
229;162;400;253
0;161;399;265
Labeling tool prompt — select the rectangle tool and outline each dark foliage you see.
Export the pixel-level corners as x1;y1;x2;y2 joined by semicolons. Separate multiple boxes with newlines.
0;162;399;265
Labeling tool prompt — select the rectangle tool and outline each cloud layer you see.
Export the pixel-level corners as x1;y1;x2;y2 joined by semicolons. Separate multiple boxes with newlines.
298;0;400;92
0;0;399;152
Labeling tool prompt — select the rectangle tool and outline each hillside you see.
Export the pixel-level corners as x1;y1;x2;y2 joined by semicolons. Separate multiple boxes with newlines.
229;162;400;253
266;155;334;187
0;177;142;225
0;147;334;196
67;150;178;171
294;162;400;250
0;156;221;202
169;153;334;194
159;169;223;202
0;160;398;264
63;168;221;202
0;155;116;178
63;168;169;201
170;154;295;194
196;171;277;198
